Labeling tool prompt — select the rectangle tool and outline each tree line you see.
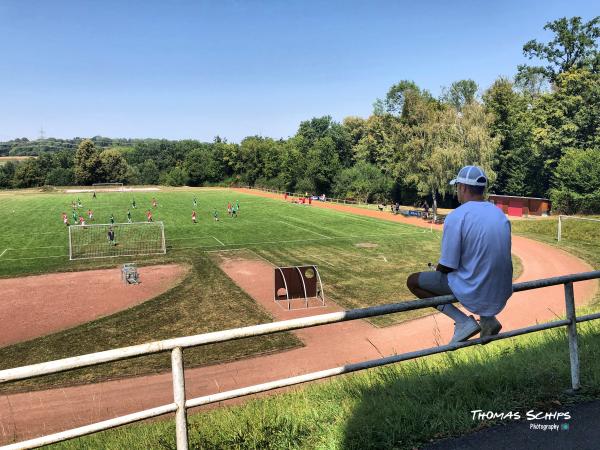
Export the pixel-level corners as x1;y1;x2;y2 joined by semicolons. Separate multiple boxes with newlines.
1;16;598;214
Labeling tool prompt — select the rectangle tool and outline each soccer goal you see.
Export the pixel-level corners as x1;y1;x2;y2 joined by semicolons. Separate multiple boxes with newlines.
557;215;600;243
92;182;124;191
69;221;166;260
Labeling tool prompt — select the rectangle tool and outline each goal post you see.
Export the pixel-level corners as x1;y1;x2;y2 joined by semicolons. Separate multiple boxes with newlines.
68;221;166;260
92;182;124;191
557;215;600;242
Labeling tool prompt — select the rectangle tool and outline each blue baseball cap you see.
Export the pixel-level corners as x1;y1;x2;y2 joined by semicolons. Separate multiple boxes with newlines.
449;165;488;186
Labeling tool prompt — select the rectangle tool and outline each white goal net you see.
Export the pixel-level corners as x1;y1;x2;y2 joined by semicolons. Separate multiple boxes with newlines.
557;215;600;243
92;182;124;191
69;221;166;260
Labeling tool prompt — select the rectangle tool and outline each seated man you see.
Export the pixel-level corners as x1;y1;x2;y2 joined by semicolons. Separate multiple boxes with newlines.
422;200;430;219
406;166;513;343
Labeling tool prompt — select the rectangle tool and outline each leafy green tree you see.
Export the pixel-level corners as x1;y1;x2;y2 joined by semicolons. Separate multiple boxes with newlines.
296;116;352;167
352;114;406;178
275;137;304;191
383;80;436;124
405;98;498;217
161;166;188;186
384;80;420;115
125;165;141;185
0;161;16;188
45;167;74;186
554;148;600;194
13;159;45;187
74;139;101;185
530;69;600;194
483;78;539;196
98;148;128;183
305;136;342;195
517;16;600;84
52;149;74;169
294;177;316;195
550;148;600;213
184;148;225;186
442;79;478;111
342;116;368;149
332;161;392;202
140;159;160;184
212;139;236;179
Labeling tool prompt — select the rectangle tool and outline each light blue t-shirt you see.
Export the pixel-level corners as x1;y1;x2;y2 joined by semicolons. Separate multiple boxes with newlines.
439;201;513;316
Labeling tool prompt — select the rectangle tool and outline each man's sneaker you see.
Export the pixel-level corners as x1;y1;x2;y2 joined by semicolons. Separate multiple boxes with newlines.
480;316;502;338
450;316;481;343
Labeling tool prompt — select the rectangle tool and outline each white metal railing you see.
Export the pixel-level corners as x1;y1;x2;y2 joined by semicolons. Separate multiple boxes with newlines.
1;271;600;449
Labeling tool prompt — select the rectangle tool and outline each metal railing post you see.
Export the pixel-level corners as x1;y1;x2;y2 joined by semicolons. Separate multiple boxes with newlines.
171;347;189;450
564;282;580;391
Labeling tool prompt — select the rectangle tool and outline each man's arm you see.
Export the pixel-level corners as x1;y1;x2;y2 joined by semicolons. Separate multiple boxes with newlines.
438;213;461;272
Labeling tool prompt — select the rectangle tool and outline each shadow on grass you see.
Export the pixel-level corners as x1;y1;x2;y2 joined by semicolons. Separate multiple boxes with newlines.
41;318;600;450
341;321;600;449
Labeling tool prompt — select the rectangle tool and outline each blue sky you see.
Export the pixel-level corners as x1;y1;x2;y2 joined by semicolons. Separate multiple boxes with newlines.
0;0;597;142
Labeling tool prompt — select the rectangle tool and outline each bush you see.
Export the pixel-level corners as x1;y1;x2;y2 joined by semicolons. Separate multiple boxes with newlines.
45;167;74;186
254;177;285;191
160;166;188;187
550;189;600;214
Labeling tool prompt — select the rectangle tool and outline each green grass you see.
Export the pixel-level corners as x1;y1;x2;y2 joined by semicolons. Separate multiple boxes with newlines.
0;188;443;326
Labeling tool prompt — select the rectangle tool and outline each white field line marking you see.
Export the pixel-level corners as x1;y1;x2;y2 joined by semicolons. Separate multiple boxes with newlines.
4;229;433;257
206;247;278;267
0;254;68;261
4;230;64;236
0;248;7;258
340;252;390;263
245;248;277;267
170;229;434;251
164;236;216;242
278;220;332;239
307;253;335;267
9;245;68;250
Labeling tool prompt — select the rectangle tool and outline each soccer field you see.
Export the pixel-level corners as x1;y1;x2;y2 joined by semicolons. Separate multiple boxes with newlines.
0;187;441;323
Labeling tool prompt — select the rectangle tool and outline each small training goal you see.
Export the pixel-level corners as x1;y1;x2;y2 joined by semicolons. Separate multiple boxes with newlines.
69;221;166;260
557;215;600;243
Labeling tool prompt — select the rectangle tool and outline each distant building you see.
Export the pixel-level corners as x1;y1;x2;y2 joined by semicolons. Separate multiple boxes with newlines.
488;194;551;217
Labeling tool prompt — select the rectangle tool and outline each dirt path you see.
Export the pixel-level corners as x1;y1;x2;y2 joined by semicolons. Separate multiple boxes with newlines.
0;191;597;444
0;264;188;348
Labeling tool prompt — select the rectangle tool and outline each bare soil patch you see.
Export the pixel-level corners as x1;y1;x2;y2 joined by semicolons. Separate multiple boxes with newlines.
0;264;189;347
355;242;379;248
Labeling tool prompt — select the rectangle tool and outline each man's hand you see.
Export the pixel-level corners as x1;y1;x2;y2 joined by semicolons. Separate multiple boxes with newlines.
436;263;454;274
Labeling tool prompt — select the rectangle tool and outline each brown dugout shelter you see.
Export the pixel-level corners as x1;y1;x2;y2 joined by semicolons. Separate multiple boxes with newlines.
488;194;551;217
274;265;325;310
